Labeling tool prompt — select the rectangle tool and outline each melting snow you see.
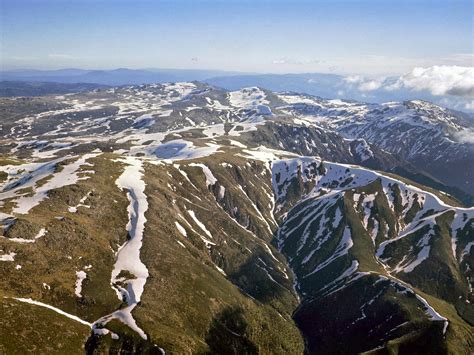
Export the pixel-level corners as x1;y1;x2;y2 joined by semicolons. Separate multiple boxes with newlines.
75;271;87;297
140;139;221;161
305;227;354;278
2;227;47;244
187;210;215;247
10;153;98;214
12;297;92;327
0;252;16;261
103;156;150;339
189;163;217;187
175;221;187;237
354;139;374;162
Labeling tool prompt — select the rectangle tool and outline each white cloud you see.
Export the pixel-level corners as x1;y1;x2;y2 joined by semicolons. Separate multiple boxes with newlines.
345;65;473;97
341;66;473;111
344;75;363;84
358;80;383;92
391;65;474;97
344;75;384;91
453;129;474;144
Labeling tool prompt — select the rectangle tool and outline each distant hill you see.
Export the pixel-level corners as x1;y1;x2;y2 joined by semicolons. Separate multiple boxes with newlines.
204;72;440;103
0;68;241;86
0;81;108;97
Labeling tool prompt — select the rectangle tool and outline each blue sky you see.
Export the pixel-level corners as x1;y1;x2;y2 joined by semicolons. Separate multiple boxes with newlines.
1;0;472;74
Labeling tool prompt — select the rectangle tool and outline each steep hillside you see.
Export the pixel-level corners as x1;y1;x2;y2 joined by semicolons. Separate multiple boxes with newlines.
0;150;305;353
272;157;473;353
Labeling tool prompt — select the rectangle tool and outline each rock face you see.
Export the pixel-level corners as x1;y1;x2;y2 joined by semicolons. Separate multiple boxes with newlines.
0;82;472;354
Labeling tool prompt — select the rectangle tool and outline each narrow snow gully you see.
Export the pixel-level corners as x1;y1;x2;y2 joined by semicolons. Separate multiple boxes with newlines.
94;156;150;340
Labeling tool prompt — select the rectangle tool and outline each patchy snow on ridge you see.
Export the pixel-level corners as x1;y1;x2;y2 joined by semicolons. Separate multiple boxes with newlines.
354;139;374;162
68;192;91;213
145;140;221;161
229;87;272;115
0;158;66;207
240;146;298;163
9;153;98;215
392;278;449;334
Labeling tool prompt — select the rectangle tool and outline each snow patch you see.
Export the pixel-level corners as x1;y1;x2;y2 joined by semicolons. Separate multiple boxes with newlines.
75;271;87;297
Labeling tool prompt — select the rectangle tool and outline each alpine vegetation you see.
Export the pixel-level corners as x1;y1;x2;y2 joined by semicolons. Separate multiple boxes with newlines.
0;82;472;353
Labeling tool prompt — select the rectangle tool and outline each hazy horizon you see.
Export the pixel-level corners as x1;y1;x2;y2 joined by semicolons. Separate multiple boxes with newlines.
1;0;472;111
2;0;472;75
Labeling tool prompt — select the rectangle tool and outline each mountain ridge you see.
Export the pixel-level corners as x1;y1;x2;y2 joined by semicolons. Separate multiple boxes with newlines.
2;69;473;114
0;82;472;354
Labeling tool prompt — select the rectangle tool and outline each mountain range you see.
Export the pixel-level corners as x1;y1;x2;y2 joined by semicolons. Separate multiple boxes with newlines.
2;69;473;114
0;82;472;354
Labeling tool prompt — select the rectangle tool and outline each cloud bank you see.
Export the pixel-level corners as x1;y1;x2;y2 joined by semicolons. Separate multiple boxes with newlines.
341;65;474;111
343;75;384;92
345;66;473;98
389;66;474;97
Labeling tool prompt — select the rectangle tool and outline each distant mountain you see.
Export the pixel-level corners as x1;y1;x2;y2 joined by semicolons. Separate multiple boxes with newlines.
0;68;241;86
277;93;474;199
207;72;346;97
2;69;472;113
0;81;108;97
205;72;452;105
